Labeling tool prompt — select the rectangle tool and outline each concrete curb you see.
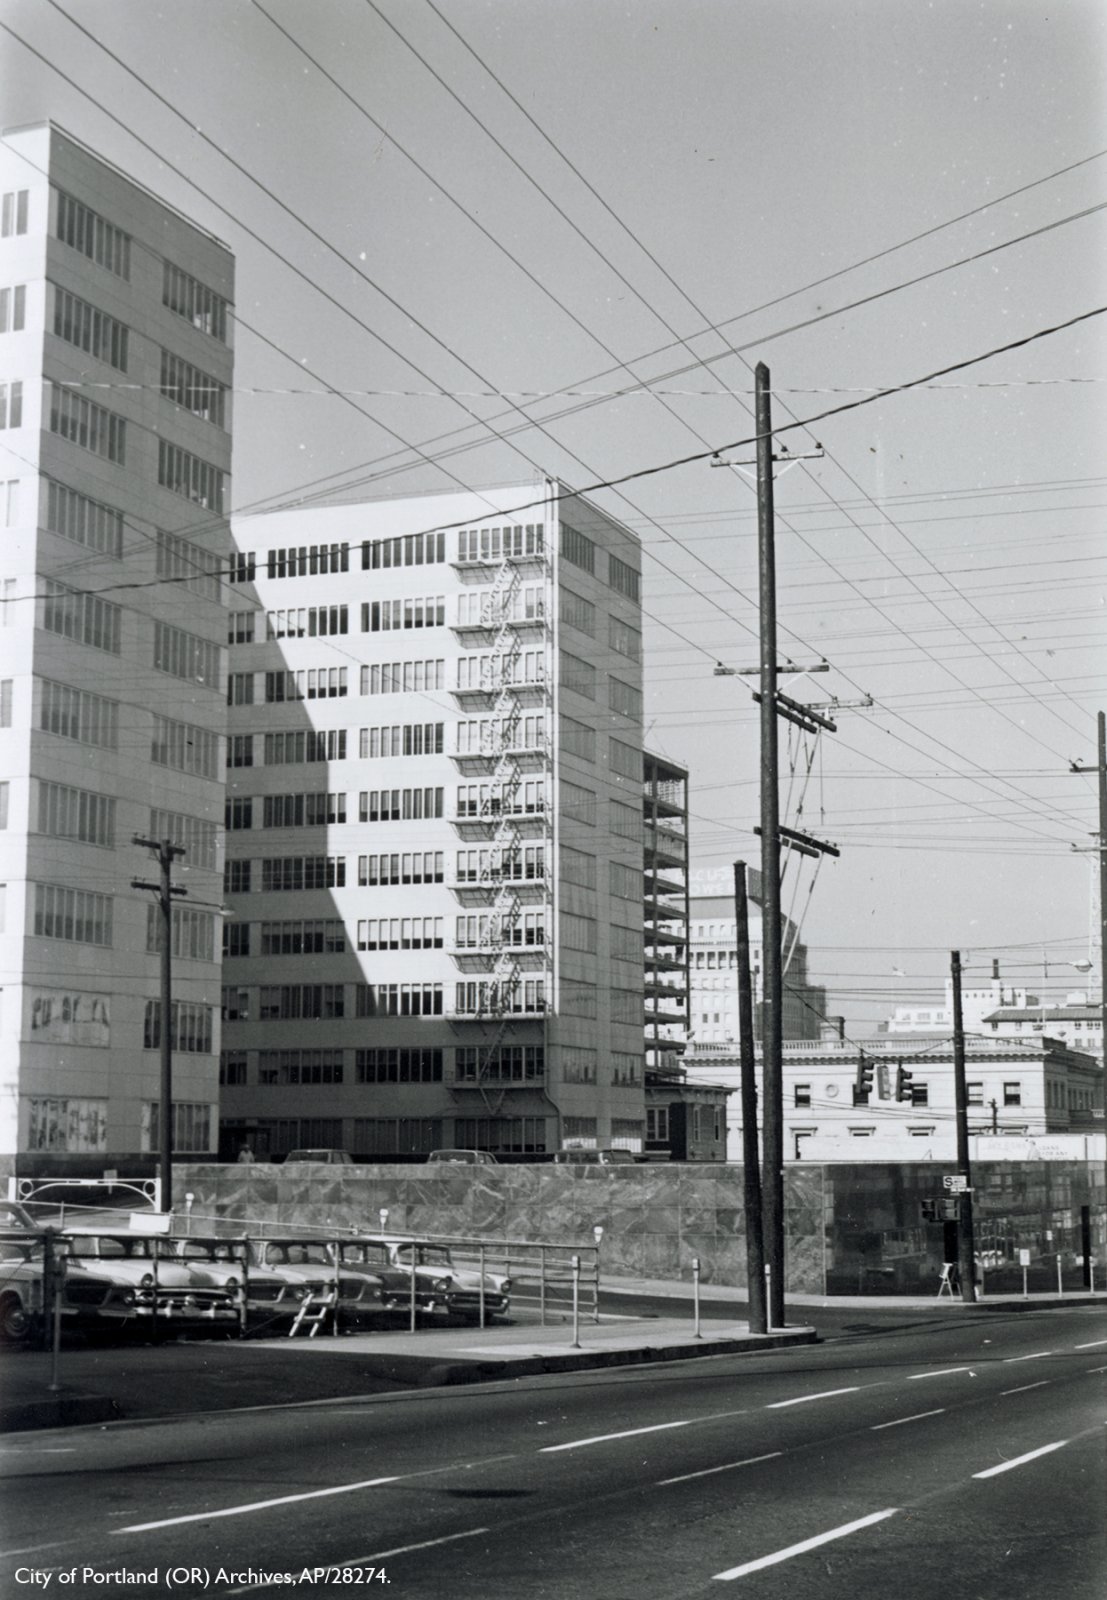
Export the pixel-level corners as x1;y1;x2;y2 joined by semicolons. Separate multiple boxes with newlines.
1;1392;120;1434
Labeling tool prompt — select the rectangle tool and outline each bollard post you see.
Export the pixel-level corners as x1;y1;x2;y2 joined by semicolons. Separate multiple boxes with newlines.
1022;1263;1029;1300
692;1257;702;1339
539;1244;546;1327
479;1243;486;1329
184;1192;194;1237
379;1208;389;1238
47;1235;64;1394
593;1226;604;1324
764;1263;773;1331
1091;1261;1096;1295
1057;1254;1064;1296
409;1246;417;1333
570;1254;581;1348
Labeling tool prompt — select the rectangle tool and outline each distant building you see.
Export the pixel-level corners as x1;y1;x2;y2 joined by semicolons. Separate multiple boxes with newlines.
0;124;233;1176
686;1032;1102;1163
218;484;649;1160
685;866;826;1047
882;962;1028;1036
981;999;1103;1067
643;752;690;1077
644;1063;730;1161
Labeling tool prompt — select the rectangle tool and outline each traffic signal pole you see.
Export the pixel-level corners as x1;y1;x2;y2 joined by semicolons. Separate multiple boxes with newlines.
950;949;978;1302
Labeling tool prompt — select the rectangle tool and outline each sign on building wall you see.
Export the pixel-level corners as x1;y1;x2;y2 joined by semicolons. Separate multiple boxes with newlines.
28;989;112;1047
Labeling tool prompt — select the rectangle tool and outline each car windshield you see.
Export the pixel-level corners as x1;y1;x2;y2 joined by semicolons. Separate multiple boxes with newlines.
261;1243;332;1267
342;1244;388;1266
395;1245;452;1268
0;1238;44;1262
69;1237;158;1259
180;1242;238;1262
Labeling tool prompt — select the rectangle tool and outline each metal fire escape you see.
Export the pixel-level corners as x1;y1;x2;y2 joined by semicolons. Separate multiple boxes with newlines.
448;523;553;1126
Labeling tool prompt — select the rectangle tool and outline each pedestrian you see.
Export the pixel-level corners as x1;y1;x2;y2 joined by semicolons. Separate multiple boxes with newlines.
237;1143;254;1163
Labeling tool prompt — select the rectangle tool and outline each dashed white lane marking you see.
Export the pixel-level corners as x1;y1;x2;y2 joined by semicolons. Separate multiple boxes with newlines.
224;1529;491;1595
1002;1351;1055;1363
972;1439;1069;1479
907;1367;971;1380
712;1509;899;1581
1002;1381;1050;1395
541;1419;693;1452
767;1387;859;1409
1074;1339;1107;1349
871;1409;945;1430
659;1452;782;1485
115;1476;402;1532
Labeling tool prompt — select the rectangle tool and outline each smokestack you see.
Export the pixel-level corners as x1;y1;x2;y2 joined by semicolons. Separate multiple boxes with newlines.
992;959;1000;981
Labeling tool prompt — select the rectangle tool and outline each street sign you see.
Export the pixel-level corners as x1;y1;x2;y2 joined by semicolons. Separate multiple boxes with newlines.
942;1175;969;1193
1019;1248;1031;1266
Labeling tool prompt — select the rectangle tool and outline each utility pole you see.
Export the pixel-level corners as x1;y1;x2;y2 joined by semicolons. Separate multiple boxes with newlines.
713;365;834;1332
132;837;187;1212
734;861;766;1335
1069;709;1107;1281
950;950;977;1302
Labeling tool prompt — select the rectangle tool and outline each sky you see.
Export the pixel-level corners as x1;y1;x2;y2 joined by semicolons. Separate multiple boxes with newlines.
2;0;1105;1032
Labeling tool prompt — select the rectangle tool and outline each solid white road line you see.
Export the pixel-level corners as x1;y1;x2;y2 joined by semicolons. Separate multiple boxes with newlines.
972;1439;1069;1478
1001;1381;1049;1395
541;1419;694;1452
712;1509;899;1581
871;1409;945;1430
115;1476;401;1533
907;1367;971;1380
1074;1339;1107;1349
1002;1351;1055;1363
659;1452;782;1485
224;1529;491;1596
767;1387;859;1409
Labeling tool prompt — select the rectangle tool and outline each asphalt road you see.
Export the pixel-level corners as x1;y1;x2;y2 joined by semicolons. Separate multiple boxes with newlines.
1;1305;1103;1600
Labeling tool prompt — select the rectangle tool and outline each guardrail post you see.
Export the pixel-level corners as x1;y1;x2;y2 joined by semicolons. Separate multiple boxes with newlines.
479;1243;486;1329
47;1234;63;1393
539;1244;546;1327
692;1257;702;1338
1022;1261;1029;1299
570;1254;581;1348
592;1226;603;1323
1057;1254;1064;1296
409;1249;417;1333
333;1238;341;1338
152;1242;161;1343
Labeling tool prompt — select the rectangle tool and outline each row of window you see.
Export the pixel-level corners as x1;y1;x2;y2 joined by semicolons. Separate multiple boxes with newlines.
219;849;639;898
558;521;641;601
220;980;549;1021
221;1044;550;1089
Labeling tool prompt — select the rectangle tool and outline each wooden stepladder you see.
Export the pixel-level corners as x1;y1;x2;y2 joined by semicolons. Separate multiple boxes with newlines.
936;1262;956;1299
288;1288;337;1337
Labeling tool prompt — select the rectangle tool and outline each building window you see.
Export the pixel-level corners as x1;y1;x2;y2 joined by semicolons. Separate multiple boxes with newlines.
43;580;121;653
146;905;215;962
143;1102;211;1154
0;284;26;332
362;530;445;568
360;723;444;759
156;529;222;599
54;288;128;369
228;734;254;768
1003;1081;1022;1106
257;1049;345;1086
160;349;226;427
359;851;442;886
560;522;595;574
45;479;123;557
357;917;442;952
609;676;642;721
966;1082;984;1106
157;440;225;512
229;552;255;583
263;792;346;827
143;1000;214;1053
362;596;445;632
227;672;254;706
28;1097;107;1152
260;919;346;956
56;190;131;276
33;883;112;946
0;380;23;429
793;1084;811;1108
223;921;251;958
357;1048;444;1085
258;985;345;1021
2;190;29;237
261;855;346;891
220;1052;248;1086
354;983;441;1018
163;261;228;341
353;1119;443;1157
152;716;219;779
224;859;251;894
607;552;640;601
362;658;444;695
560;650;596;700
264;729;346;765
40;679;118;748
48;385;125;462
359;787;442;823
228;610;255;644
646;1107;669;1142
154;621;221;689
560;588;595;637
265;605;348;639
35;779;115;847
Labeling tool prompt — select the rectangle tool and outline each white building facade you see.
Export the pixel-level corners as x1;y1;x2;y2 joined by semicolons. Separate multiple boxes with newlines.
219;484;647;1159
0;124;233;1176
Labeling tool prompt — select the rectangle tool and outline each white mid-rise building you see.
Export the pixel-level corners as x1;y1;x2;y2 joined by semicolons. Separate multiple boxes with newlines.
0;124;234;1179
218;483;648;1160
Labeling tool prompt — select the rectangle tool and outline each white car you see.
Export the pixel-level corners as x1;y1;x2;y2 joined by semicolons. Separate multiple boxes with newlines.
0;1233;46;1343
174;1238;382;1327
63;1234;238;1330
382;1239;511;1322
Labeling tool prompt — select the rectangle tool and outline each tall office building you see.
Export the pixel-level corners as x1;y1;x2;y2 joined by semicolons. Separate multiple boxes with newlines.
219;483;647;1159
0;124;234;1178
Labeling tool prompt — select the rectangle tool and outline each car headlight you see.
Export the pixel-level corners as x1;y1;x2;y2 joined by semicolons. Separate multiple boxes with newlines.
140;1273;155;1289
224;1276;240;1290
500;1279;512;1294
122;1289;136;1305
433;1277;452;1293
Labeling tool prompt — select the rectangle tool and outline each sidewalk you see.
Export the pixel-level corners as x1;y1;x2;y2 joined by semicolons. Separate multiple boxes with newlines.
1;1301;815;1435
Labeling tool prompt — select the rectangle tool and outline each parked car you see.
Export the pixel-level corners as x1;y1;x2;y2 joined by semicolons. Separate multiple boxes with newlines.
553;1148;636;1165
0;1233;46;1343
63;1233;238;1331
330;1238;415;1313
174;1237;381;1327
283;1149;354;1165
426;1149;498;1166
382;1238;511;1322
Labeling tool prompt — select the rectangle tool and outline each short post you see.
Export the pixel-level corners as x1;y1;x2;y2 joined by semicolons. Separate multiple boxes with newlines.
378;1208;389;1238
1091;1261;1096;1294
765;1263;773;1330
570;1254;581;1348
47;1234;64;1393
1057;1254;1064;1296
184;1192;194;1237
1022;1262;1029;1299
332;1240;341;1337
478;1243;486;1329
692;1257;702;1339
539;1244;546;1327
409;1247;417;1332
592;1226;604;1323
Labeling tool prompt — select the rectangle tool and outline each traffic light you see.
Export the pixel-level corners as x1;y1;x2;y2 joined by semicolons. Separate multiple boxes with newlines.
895;1063;914;1102
854;1052;873;1100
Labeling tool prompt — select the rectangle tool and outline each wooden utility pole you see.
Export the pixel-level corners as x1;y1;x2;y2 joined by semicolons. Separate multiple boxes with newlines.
734;861;767;1335
754;363;786;1329
950;950;978;1302
1069;709;1107;1283
132;837;187;1212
